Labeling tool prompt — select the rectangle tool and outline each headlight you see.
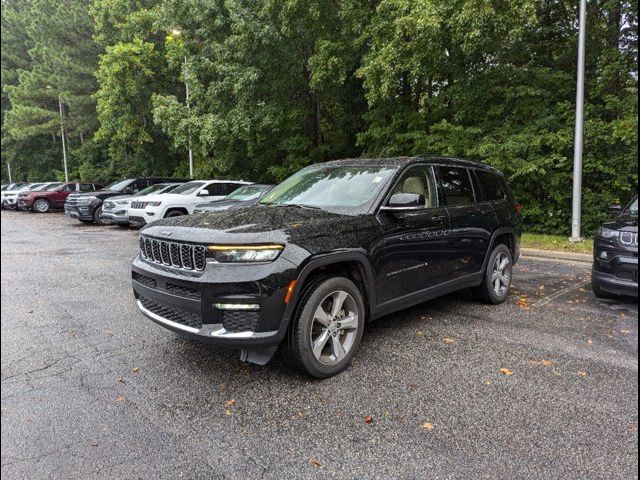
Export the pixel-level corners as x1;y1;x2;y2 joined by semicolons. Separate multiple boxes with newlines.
76;196;97;204
207;244;284;263
116;200;129;205
598;227;620;239
147;201;162;207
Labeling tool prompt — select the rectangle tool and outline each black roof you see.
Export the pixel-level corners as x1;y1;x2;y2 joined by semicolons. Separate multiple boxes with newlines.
320;156;496;171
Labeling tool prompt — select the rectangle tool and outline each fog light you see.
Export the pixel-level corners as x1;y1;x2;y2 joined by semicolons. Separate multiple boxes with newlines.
599;251;609;260
214;303;260;311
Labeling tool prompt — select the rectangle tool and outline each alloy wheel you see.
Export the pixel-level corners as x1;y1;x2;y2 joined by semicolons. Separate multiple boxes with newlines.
491;252;511;296
309;290;359;366
34;199;49;213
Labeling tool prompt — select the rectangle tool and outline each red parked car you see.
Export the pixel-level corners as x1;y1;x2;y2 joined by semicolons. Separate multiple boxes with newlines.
18;182;102;213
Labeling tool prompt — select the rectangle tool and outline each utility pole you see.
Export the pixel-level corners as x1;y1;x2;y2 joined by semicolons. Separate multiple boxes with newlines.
570;0;587;242
7;161;12;183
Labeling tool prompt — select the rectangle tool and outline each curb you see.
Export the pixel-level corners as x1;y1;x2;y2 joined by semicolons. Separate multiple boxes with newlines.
521;248;592;264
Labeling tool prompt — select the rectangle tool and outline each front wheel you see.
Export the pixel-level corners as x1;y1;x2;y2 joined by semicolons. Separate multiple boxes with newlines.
93;205;105;225
282;276;365;378
472;244;513;304
164;210;186;218
33;198;50;213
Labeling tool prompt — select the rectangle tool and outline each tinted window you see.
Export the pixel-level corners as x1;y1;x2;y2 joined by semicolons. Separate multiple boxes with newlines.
225;183;243;195
205;183;232;196
64;184;77;191
476;170;506;202
390;165;438;208
437;167;475;207
79;183;94;191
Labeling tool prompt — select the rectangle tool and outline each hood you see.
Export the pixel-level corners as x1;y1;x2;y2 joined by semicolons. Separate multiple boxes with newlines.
103;195;132;204
602;214;638;232
194;198;254;212
69;189;124;199
141;204;377;251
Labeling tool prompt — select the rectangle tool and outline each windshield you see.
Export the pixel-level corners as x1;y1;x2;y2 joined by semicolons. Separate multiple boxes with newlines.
227;185;270;201
259;165;396;210
30;184;51;191
105;179;134;192
171;181;205;195
626;197;638;215
43;183;63;191
133;184;171;197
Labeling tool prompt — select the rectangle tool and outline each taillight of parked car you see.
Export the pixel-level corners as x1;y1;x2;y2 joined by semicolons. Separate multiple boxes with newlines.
514;203;522;215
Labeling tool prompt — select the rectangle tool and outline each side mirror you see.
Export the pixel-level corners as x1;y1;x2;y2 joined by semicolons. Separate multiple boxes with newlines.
608;204;622;215
198;189;210;197
380;193;425;213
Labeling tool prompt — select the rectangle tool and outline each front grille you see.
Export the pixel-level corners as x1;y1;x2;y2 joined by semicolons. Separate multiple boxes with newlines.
615;266;639;282
139;235;207;271
131;201;147;209
620;232;638;247
222;311;260;333
139;296;202;329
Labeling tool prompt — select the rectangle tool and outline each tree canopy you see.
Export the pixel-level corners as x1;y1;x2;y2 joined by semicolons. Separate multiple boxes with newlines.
1;0;637;234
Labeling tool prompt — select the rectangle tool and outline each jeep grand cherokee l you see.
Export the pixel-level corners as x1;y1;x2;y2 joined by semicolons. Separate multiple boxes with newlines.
131;156;522;378
18;182;101;212
592;196;638;298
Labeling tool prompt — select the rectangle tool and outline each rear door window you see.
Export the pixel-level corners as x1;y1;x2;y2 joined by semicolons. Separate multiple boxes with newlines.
436;167;476;207
79;183;93;191
204;183;231;196
476;170;506;202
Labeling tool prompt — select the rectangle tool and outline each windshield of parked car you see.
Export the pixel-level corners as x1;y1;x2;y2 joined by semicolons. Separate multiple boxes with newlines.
133;184;171;197
105;179;134;192
626;197;638;215
170;181;205;195
43;183;63;191
259;165;397;211
226;185;270;201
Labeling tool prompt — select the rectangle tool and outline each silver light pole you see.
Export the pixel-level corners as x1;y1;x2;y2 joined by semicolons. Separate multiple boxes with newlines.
184;56;194;179
7;161;12;183
570;0;587;242
58;95;69;182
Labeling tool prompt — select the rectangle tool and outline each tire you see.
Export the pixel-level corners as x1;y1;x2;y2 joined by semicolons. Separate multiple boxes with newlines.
472;243;513;304
281;276;365;378
33;198;50;213
165;210;186;218
591;275;613;299
93;205;105;225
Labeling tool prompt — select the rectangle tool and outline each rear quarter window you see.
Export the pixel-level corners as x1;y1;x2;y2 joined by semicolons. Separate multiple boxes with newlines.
476;170;506;202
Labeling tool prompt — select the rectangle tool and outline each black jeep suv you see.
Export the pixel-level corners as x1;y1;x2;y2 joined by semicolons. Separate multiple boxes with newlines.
131;157;522;377
65;177;186;225
591;196;638;298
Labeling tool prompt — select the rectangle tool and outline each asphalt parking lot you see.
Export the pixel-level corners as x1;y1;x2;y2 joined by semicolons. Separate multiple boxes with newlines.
1;209;637;480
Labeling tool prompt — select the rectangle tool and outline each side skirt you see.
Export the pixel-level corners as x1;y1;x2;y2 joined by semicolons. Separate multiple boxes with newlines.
371;272;484;320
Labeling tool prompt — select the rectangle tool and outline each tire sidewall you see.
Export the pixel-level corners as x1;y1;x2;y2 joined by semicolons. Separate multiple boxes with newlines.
34;199;50;213
484;244;513;304
295;277;365;378
165;210;184;218
93;205;104;225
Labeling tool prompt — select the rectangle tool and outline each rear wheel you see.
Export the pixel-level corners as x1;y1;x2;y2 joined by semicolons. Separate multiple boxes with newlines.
33;198;50;213
472;244;513;304
281;276;365;378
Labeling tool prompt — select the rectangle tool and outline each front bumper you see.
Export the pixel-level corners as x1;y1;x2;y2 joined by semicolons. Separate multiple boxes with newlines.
128;208;160;227
17;198;33;210
65;203;96;220
100;209;129;225
131;254;298;349
2;197;18;208
592;239;638;297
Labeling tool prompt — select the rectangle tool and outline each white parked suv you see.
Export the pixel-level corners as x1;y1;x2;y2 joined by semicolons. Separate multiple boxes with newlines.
127;180;251;227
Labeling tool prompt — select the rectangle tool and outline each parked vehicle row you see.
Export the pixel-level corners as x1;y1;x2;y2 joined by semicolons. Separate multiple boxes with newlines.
4;156;635;378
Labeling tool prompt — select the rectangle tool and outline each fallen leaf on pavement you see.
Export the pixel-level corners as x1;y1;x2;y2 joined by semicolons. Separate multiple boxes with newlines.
131;367;140;373
115;395;126;402
443;337;456;344
577;371;588;377
422;422;434;431
27;309;33;314
587;339;593;345
364;415;373;424
226;399;236;406
500;368;514;376
415;330;424;336
517;297;529;308
310;459;322;468
531;359;555;367
225;409;233;416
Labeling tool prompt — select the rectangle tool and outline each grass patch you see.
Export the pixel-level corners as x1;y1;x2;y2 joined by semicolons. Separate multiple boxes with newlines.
521;233;593;254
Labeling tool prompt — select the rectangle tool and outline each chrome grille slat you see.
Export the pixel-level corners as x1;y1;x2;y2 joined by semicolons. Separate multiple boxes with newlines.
139;236;205;271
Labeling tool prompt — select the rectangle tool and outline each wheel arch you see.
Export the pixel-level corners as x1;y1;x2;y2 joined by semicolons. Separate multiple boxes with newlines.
164;206;189;217
282;252;377;329
482;227;517;273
